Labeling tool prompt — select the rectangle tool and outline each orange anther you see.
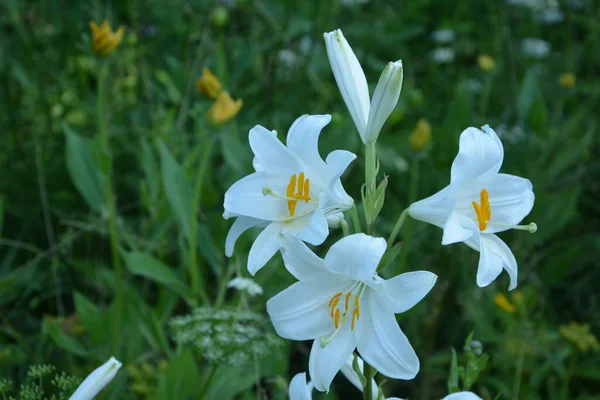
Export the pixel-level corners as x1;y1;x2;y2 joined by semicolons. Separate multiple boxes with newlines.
345;292;352;311
334;308;340;329
472;188;491;231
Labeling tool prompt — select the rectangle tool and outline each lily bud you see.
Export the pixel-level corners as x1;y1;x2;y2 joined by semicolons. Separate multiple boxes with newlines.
365;61;403;144
69;357;122;400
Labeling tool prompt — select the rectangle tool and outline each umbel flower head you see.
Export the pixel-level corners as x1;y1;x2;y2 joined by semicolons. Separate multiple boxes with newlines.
409;125;536;290
324;29;403;144
89;20;124;57
267;233;437;392
223;114;356;275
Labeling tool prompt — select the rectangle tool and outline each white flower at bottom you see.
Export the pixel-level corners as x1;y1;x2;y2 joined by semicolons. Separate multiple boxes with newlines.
223;114;356;275
69;357;122;400
267;233;437;392
442;392;483;400
408;125;535;290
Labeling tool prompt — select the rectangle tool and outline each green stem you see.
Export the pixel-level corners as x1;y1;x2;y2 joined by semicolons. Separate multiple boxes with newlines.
97;62;123;355
188;137;214;304
199;365;218;400
364;142;377;234
340;218;350;237
387;208;408;249
351;203;362;233
512;346;526;400
397;159;419;273
363;362;375;400
560;354;577;400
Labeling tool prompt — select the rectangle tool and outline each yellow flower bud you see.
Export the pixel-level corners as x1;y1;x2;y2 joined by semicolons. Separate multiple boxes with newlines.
206;92;243;125
409;119;432;151
559;72;576;89
89;20;124;57
196;67;223;99
494;293;516;313
477;54;496;72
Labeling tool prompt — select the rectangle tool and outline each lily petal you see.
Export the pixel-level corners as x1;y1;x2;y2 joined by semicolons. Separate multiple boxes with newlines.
286;114;331;171
324;29;370;142
279;234;330;281
252;129;278;172
267;277;350;341
408;187;454;229
450;125;503;185
381;271;437;313
442;392;483;400
309;322;356;392
225;216;266;257
298;201;329;245
247;222;282;275
289;373;314;400
482;233;519;290
70;357;122;400
324;234;386;285
249;124;302;172
442;211;475;245
365;60;403;144
223;171;293;221
475;234;504;288
323;149;356;209
356;291;419;380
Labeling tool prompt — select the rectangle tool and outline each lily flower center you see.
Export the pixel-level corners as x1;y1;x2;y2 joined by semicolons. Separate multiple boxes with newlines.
262;172;314;218
471;188;538;233
471;189;491;231
320;283;364;348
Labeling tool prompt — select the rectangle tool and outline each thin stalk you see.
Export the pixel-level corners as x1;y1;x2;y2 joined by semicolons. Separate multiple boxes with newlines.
363;362;375;400
351;204;362;233
560;354;577;400
512;346;526;400
199;365;218;400
365;142;377;191
397;159;419;273
188;137;214;303
97;62;123;355
387;208;408;249
340;218;350;237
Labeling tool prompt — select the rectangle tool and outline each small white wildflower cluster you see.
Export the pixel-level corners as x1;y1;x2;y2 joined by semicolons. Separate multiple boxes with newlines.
521;37;551;59
220;27;537;399
170;307;282;367
227;277;264;297
430;29;456;64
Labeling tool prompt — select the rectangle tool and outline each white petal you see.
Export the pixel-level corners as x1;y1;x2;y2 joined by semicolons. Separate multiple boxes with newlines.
356;291;419;380
225;216;267;257
442;211;475;245
408;187;454;229
298;201;329;245
309;322;356;392
324;234;386;284
267;277;350;341
323;150;356;211
442;392;483;400
475;235;503;288
340;354;379;399
247;222;282;275
380;271;437;313
249;124;302;172
323;29;370;142
286;114;331;170
279;234;330;281
452;173;535;234
365;60;403;144
482;234;519;290
252;129;277;172
289;373;314;400
450;125;504;185
69;357;122;400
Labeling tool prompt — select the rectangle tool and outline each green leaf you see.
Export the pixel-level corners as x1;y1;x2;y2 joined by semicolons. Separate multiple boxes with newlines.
74;292;104;343
156;139;193;238
63;125;106;213
447;347;459;393
122;251;194;300
517;68;539;123
155;350;199;400
141;140;161;201
42;318;88;356
0;264;37;307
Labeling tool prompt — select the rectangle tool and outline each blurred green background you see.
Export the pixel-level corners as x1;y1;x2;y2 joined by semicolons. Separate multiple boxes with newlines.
1;0;599;399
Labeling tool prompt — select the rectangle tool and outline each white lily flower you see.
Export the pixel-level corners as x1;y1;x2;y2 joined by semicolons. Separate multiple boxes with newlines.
442;392;483;400
289;373;314;400
408;125;536;290
69;357;122;400
324;29;402;144
223;114;356;275
267;233;437;392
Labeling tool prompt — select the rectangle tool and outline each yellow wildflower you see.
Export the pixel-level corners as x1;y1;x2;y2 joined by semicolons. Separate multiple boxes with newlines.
477;54;496;72
89;20;124;56
559;322;599;353
196;67;223;99
559;72;576;89
494;293;516;313
207;91;243;125
409;119;432;151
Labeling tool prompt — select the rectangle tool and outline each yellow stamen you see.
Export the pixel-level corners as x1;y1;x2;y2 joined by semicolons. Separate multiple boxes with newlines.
351;296;360;330
472;188;491;231
285;172;312;217
330;296;341;317
334;309;340;329
328;292;343;307
344;292;352;311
